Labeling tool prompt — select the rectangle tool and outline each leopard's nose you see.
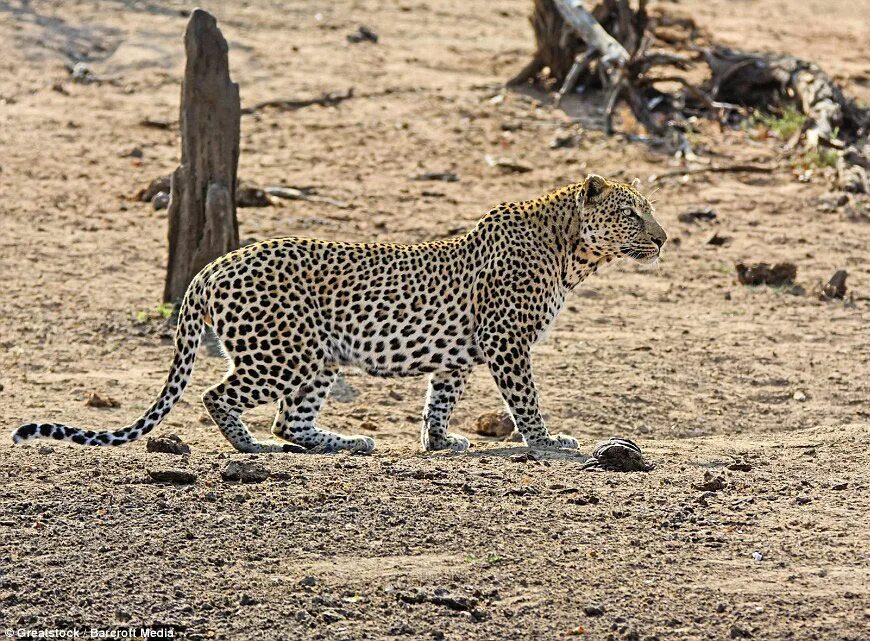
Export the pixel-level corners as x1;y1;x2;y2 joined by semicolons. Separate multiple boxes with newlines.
651;236;665;249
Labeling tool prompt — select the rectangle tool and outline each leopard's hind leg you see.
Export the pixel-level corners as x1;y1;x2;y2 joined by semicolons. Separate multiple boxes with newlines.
202;370;307;454
270;366;375;454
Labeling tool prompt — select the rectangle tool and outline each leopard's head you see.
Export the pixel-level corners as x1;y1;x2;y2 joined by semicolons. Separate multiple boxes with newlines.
575;174;666;264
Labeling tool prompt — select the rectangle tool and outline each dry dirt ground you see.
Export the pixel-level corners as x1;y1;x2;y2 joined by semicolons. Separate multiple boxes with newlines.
1;1;869;639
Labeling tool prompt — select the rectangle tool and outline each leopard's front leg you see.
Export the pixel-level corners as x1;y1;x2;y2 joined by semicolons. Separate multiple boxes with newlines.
478;330;578;450
421;368;471;453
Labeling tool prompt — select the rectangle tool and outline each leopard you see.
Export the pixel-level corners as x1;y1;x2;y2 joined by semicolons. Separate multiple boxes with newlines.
12;174;666;455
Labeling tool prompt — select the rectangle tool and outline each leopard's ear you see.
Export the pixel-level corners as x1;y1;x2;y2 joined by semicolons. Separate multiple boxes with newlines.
581;174;609;205
630;177;642;190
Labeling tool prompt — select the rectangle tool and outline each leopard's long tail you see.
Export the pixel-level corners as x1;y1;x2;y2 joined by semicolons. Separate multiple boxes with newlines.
11;289;205;447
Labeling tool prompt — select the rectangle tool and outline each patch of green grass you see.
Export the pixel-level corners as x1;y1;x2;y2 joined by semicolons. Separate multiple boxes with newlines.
753;107;807;139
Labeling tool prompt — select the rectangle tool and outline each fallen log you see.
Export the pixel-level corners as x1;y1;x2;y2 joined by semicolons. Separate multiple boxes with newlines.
509;0;870;187
704;47;864;148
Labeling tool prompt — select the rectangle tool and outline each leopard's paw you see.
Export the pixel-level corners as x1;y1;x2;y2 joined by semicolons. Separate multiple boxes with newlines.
307;433;376;455
346;435;376;454
424;433;470;453
526;433;579;450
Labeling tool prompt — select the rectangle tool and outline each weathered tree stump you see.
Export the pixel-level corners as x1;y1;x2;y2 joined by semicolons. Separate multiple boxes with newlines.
163;9;240;303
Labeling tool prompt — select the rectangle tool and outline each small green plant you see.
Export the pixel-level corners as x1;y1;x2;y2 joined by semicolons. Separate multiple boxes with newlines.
135;303;175;323
156;302;174;319
755;107;807;140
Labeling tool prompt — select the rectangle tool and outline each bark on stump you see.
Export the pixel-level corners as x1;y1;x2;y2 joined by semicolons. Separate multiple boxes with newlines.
163;9;240;303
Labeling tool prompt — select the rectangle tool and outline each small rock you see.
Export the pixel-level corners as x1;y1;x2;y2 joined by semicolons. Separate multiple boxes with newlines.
347;25;378;44
300;576;317;587
583;605;604;617
677;208;717;224
136;176;171;203
321;608;346;624
730;624;753;639
792;391;807;402
148;468;197;484
38;446;55;455
152;192;170;210
473;411;514;437
85;391;120;408
221;460;269;483
359;420;379;431
509;451;539;463
752;551;764;562
550;134;582;149
706;232;731;246
146;434;191;455
832;482;848;491
694;492;712;506
795;496;811;505
583;437;649;472
694;471;726;492
388;624;416;635
137;175;171;202
735;262;796;287
819;270;847;301
69;62;96;84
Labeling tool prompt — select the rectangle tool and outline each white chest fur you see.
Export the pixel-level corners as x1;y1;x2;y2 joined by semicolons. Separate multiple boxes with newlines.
534;287;568;344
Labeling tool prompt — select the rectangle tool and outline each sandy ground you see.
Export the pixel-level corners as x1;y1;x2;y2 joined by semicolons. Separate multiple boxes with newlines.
1;0;869;639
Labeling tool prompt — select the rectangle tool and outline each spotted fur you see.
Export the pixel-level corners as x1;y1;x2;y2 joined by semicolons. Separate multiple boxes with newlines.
12;175;666;454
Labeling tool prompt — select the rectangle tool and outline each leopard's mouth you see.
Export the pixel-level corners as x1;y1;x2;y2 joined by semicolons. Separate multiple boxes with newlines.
620;244;661;263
